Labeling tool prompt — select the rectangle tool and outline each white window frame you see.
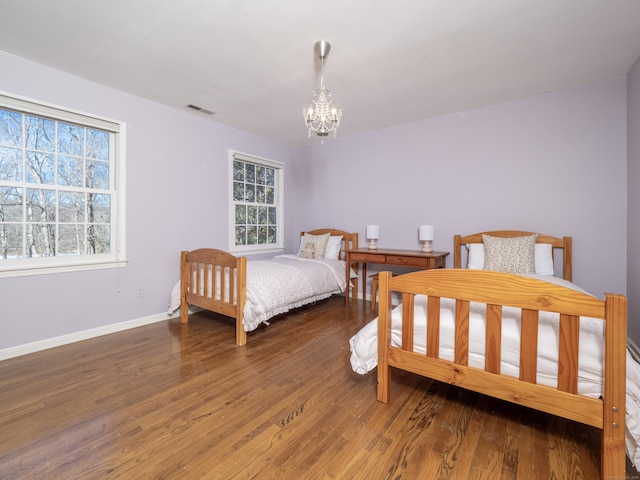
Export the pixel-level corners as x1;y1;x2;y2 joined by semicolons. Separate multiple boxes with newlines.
0;91;126;278
228;149;284;255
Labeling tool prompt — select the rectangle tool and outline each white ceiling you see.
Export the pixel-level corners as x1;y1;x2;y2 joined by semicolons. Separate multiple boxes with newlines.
1;0;640;146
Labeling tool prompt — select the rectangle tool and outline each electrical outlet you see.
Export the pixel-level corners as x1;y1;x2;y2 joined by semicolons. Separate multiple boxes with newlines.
136;286;144;298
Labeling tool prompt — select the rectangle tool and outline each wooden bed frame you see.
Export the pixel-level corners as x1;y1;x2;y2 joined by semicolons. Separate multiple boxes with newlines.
180;228;358;346
376;231;627;479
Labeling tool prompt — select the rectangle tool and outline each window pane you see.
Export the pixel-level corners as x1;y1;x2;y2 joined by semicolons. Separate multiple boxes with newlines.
59;191;84;222
25;115;55;152
256;185;265;203
265;186;274;205
26;223;55;257
88;225;110;254
86;160;109;190
268;226;276;244
0;146;23;182
26;152;55;184
258;225;267;244
233;161;244;181
235;204;246;224
247;226;257;244
245;164;255;183
0;223;23;259
256;166;265;185
85;129;109;160
58;224;84;255
247;205;257;224
0;186;23;221
89;194;110;223
26;188;56;222
245;184;255;202
233;181;244;202
0;109;23;148
268;207;276;225
58;155;83;187
235;226;246;246
265;167;275;186
257;206;267;225
58;122;84;156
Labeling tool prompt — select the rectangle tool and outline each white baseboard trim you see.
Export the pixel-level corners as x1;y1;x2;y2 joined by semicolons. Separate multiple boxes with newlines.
0;310;181;362
628;338;640;364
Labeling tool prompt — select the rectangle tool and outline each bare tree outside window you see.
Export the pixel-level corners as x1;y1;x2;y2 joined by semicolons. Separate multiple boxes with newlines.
0;96;123;275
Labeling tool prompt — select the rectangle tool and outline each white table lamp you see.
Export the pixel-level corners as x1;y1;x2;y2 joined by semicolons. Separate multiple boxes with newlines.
366;225;379;250
419;225;434;253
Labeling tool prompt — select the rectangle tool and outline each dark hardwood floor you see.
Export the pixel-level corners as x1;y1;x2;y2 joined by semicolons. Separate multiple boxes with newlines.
1;296;638;479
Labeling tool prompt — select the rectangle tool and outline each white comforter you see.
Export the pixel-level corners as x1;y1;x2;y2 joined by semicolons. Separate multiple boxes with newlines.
348;275;640;468
169;255;347;332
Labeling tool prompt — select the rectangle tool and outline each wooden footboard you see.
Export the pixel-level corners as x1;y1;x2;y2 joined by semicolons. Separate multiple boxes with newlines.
180;249;248;346
376;269;627;479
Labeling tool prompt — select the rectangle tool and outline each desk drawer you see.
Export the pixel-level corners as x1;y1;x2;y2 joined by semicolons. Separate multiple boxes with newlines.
349;252;386;263
385;255;430;268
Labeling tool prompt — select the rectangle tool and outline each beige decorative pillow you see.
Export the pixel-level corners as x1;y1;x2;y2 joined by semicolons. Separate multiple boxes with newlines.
298;233;330;259
482;234;537;274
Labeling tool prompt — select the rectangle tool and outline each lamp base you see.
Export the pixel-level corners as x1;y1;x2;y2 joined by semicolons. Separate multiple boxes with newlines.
368;239;378;250
422;241;433;253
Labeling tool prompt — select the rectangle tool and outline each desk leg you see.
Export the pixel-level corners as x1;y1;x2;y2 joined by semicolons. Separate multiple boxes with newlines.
345;256;351;306
346;257;360;306
362;262;367;303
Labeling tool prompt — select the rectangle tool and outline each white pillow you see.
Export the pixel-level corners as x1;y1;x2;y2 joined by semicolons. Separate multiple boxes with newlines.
466;242;554;275
467;243;485;270
534;243;554;276
324;235;343;260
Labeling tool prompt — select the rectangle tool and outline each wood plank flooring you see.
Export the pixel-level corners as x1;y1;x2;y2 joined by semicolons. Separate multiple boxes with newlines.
1;296;638;479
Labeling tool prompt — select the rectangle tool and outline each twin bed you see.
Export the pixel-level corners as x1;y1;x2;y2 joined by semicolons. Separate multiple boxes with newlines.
175;228;637;476
349;230;639;478
175;228;357;346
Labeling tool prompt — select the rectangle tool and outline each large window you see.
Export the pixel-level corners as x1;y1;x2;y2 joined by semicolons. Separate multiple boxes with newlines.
0;93;125;277
229;150;283;254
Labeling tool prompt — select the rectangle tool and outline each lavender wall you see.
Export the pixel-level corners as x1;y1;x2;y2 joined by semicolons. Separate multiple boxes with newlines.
0;50;632;354
628;57;640;344
0;51;300;352
298;79;628;305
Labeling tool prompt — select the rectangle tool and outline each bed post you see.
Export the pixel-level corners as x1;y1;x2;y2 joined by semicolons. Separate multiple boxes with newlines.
563;236;573;282
180;251;189;324
235;256;248;346
453;235;462;269
601;292;627;479
377;271;393;403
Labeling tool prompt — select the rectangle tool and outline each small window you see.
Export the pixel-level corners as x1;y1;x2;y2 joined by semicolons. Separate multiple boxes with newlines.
0;93;125;277
229;150;283;254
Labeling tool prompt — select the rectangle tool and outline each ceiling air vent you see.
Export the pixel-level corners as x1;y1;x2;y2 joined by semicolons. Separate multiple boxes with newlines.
186;104;215;115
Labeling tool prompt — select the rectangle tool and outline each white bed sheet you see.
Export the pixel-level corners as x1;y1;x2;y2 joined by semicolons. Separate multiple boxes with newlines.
348;274;640;468
168;255;347;332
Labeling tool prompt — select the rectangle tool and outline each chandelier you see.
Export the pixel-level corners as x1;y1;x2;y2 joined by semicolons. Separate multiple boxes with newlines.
303;40;342;142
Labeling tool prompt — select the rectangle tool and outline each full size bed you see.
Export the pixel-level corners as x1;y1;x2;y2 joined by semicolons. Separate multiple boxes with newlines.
173;228;357;346
349;230;639;478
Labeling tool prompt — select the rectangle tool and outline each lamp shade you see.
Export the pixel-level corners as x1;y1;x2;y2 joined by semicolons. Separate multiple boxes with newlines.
366;225;379;239
419;225;434;241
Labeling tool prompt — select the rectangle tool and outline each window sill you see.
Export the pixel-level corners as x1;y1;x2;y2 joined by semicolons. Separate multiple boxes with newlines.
0;259;128;278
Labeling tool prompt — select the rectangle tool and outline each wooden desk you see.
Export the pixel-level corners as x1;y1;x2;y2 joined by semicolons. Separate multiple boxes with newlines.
345;248;449;305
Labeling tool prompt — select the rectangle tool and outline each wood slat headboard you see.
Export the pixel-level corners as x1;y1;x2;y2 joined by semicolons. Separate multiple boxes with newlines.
453;230;572;281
